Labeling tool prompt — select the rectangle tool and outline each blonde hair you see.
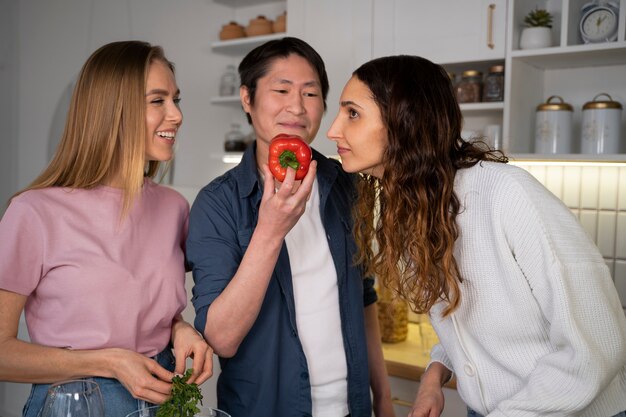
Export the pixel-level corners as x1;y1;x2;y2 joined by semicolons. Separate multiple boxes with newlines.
14;40;175;217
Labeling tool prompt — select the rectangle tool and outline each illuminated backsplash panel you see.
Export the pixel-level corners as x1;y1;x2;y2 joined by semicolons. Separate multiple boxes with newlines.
511;162;626;309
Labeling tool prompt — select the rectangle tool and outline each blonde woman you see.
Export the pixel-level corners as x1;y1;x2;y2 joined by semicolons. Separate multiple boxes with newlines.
0;41;212;417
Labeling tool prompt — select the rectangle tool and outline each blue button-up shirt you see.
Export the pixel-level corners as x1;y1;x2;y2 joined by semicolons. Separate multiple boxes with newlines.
187;144;377;417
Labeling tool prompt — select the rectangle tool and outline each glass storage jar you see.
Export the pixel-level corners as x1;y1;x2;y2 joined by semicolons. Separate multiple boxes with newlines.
447;71;456;89
483;65;504;102
377;285;408;343
224;123;247;152
456;70;482;103
219;65;238;97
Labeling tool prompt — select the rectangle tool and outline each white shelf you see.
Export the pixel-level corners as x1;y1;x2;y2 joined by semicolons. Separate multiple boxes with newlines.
505;0;626;160
211;33;285;55
210;95;241;105
212;0;280;7
460;102;504;112
510;42;626;69
213;152;244;164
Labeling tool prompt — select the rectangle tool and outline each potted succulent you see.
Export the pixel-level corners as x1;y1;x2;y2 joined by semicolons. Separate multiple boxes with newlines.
520;7;554;49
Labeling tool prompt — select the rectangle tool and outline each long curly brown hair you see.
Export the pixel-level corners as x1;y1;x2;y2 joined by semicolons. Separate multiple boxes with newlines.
352;55;507;316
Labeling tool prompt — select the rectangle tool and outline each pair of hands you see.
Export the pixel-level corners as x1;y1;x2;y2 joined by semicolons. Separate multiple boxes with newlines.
111;322;213;404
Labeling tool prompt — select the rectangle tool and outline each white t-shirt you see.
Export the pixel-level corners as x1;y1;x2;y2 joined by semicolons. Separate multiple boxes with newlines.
285;178;349;417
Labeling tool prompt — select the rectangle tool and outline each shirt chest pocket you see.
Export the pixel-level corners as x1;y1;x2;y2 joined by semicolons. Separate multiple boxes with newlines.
237;228;253;251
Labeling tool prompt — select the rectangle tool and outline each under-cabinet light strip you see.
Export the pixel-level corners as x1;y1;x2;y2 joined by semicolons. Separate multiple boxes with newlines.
509;160;626;167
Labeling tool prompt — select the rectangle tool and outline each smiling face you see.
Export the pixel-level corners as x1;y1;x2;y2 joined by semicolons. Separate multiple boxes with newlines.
241;54;324;164
145;59;182;162
327;76;387;178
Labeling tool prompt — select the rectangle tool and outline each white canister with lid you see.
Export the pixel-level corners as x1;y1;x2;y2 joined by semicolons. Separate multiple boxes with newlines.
581;93;623;154
534;96;573;154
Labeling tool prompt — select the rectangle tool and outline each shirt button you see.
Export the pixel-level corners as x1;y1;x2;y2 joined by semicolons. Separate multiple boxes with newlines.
301;372;309;380
464;363;475;377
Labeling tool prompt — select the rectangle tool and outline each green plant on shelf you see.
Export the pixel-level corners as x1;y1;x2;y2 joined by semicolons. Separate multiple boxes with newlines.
523;7;553;28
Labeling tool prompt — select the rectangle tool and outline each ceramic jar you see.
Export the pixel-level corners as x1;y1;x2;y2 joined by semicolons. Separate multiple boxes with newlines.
245;15;273;37
219;21;245;40
535;95;573;154
273;11;286;33
581;93;623;154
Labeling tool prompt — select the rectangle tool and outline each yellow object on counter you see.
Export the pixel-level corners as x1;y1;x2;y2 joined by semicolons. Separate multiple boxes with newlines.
382;321;455;387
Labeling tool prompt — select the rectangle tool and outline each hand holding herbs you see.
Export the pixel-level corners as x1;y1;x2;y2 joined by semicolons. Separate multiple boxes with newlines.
157;369;203;417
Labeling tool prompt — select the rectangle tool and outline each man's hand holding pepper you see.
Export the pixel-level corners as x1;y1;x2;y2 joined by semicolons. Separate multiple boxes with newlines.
257;159;317;239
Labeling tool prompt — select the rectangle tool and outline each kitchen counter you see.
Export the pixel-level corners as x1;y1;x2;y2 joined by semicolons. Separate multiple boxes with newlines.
382;321;456;389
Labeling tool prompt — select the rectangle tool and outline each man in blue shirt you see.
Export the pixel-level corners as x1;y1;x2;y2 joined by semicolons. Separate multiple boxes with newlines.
187;37;393;417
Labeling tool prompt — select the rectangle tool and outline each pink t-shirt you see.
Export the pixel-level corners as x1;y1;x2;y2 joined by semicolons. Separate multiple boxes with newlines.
0;179;189;357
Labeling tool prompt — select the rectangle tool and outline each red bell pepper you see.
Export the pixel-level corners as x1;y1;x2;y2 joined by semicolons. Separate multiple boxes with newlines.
268;134;312;182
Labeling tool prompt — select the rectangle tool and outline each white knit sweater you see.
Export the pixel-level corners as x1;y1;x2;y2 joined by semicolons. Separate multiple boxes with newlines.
428;162;626;417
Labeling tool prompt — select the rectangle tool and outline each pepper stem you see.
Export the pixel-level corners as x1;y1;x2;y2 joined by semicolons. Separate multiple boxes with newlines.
279;150;301;171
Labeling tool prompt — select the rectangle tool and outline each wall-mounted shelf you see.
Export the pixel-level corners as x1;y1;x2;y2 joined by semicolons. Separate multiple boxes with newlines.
460;102;504;112
510;42;626;68
213;0;277;6
211;95;241;105
505;0;626;159
211;33;285;55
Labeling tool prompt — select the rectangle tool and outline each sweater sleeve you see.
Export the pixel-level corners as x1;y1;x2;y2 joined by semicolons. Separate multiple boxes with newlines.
428;342;454;375
489;168;626;416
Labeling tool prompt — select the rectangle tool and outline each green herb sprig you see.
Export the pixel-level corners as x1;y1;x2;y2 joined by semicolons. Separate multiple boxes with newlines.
157;369;203;417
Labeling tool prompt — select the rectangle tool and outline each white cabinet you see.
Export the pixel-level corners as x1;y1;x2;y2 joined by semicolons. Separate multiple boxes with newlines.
370;0;507;155
504;0;626;159
371;0;507;63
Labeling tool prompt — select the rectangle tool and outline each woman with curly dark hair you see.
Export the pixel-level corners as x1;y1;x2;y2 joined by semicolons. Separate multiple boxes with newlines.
327;55;626;417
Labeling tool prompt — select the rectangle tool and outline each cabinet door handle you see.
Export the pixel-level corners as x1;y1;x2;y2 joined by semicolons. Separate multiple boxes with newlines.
487;3;496;49
391;397;414;407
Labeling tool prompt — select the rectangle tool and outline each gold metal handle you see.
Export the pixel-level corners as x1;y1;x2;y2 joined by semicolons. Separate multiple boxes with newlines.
391;397;414;407
487;4;496;49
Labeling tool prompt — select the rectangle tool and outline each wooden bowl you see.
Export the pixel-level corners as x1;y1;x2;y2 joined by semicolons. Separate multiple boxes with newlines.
219;21;245;40
273;12;286;33
245;15;273;37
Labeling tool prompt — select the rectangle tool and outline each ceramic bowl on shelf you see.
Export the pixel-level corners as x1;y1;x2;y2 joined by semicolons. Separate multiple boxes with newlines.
273;11;286;33
245;15;273;37
219;21;245;40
